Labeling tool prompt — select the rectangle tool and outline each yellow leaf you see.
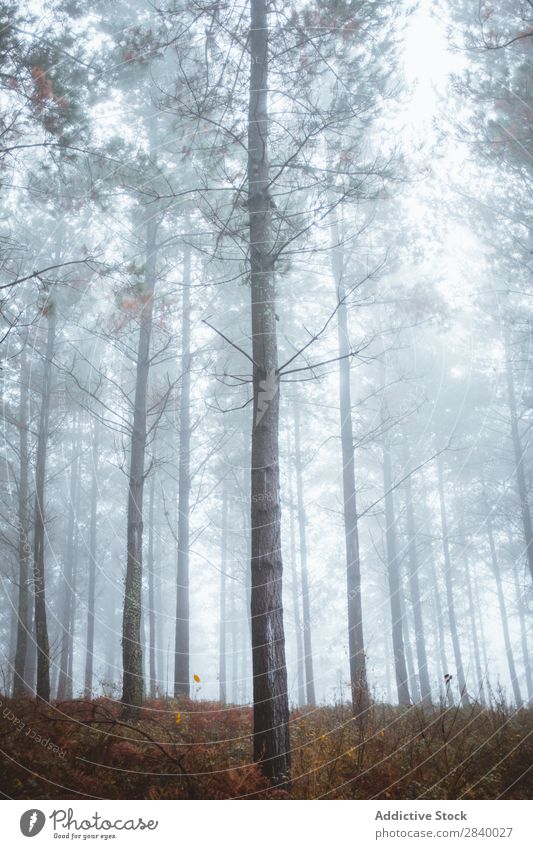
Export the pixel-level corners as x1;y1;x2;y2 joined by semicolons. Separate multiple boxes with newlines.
193;674;201;683
175;712;181;724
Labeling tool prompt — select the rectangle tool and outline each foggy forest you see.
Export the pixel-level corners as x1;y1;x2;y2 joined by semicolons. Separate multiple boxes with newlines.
0;0;532;801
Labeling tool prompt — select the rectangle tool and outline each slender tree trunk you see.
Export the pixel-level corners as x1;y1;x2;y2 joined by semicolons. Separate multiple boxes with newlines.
67;518;79;694
104;589;117;693
465;560;486;705
174;245;192;697
155;525;163;696
400;578;420;702
219;480;228;703
121;214;158;715
293;399;316;706
457;514;486;706
382;428;410;706
473;567;491;701
330;219;369;716
50;660;59;704
33;304;56;702
485;499;523;706
504;325;533;584
287;429;305;706
57;419;80;700
510;541;533;703
243;463;252;641
240;604;248;704
437;455;469;706
422;482;449;701
140;590;147;696
84;421;99;699
242;465;252;703
248;0;290;784
13;349;31;696
404;473;432;704
384;627;392;704
147;472;157;698
8;582;18;692
229;572;238;704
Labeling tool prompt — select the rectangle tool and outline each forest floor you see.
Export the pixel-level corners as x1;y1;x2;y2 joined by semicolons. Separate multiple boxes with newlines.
0;696;531;800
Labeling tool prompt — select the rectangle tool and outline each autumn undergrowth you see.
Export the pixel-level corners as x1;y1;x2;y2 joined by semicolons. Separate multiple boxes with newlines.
0;696;531;800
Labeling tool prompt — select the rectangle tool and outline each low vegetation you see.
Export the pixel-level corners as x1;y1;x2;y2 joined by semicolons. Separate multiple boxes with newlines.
1;697;531;800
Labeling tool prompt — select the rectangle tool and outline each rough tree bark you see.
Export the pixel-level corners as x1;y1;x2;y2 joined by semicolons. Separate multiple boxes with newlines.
121;214;158;715
248;0;291;784
330;219;369;716
174;244;192;697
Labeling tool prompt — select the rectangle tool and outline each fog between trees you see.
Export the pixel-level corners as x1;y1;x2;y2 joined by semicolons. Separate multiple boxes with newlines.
0;0;532;790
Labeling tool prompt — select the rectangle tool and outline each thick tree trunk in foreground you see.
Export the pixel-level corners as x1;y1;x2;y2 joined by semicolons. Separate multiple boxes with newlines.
330;220;369;716
437;456;469;706
174;244;192;697
13;349;31;696
33;304;56;702
248;0;290;784
121;215;158;715
84;422;99;699
504;326;533;585
404;473;432;704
